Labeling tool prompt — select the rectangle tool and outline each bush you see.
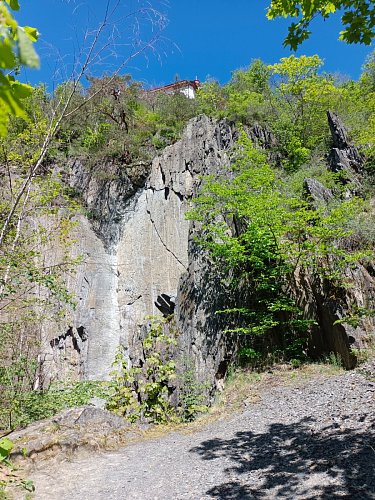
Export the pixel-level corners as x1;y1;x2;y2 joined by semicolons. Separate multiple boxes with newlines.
0;381;110;430
107;317;207;423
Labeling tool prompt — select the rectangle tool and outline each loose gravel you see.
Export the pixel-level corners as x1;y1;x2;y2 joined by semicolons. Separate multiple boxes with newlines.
30;366;375;499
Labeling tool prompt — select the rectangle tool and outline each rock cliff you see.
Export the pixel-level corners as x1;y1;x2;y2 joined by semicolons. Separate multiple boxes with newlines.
43;115;237;388
42;112;374;394
296;112;375;368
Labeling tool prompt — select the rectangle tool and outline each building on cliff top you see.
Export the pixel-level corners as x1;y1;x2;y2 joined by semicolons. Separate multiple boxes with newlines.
149;79;201;99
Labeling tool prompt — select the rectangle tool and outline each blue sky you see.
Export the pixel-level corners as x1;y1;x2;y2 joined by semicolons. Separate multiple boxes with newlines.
18;0;373;90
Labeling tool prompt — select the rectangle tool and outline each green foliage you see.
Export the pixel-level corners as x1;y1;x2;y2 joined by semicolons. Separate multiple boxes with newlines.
0;86;83;430
360;50;375;92
106;349;141;423
230;60;271;95
325;351;343;367
0;1;39;135
0;378;110;430
196;79;227;117
176;360;208;422
0;439;12;464
188;131;372;347
107;317;206;424
333;305;375;328
284;337;308;361
226;89;266;124
81;123;112;152
0;436;34;495
268;55;343;150
55;76;198;166
107;317;178;423
269;54;324;82
238;347;263;367
197;61;271;124
267;0;375;49
196;55;355;163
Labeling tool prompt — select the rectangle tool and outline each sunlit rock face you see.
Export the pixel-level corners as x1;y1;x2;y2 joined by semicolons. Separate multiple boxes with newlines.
42;112;374;389
43;115;237;384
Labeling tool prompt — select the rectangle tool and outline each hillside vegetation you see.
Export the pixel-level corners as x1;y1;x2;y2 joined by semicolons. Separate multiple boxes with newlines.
0;53;374;431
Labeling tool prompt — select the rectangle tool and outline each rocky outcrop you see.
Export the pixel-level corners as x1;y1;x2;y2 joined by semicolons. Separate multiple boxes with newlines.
43;116;237;389
8;406;140;466
327;111;363;175
41;112;373;394
327;110;364;196
293;264;375;369
118;116;236;381
175;242;246;396
303;178;333;207
294;113;375;368
247;123;276;149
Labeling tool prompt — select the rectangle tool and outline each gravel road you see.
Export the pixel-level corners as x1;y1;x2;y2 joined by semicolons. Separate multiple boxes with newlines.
30;369;375;499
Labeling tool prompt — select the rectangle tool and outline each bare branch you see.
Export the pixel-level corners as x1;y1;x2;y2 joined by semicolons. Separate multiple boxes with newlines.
0;0;167;247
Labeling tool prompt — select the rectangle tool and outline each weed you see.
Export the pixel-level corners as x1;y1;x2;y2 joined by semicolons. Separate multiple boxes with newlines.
325;352;343;368
177;361;209;422
107;317;208;424
0;381;110;431
0;438;34;496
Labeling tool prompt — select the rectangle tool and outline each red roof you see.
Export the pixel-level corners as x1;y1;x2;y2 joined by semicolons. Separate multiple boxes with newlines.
150;79;201;93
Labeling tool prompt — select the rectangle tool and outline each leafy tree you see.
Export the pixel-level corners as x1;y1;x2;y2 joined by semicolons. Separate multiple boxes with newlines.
359;49;375;92
268;55;343;164
188;132;370;340
229;59;271;95
267;0;375;49
196;79;227;117
56;76;199;163
224;60;272;124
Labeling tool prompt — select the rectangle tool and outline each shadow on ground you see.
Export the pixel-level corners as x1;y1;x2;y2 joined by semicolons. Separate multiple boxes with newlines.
190;416;375;499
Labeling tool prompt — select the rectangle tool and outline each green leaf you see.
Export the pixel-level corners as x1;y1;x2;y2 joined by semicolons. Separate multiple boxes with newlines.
10;80;33;98
4;0;20;11
0;37;17;69
17;27;40;68
302;0;313;17
0;103;9;136
322;2;337;15
0;438;13;460
0;72;25;116
23;26;40;42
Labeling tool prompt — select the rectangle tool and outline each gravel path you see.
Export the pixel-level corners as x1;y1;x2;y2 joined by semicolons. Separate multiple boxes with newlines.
30;369;375;499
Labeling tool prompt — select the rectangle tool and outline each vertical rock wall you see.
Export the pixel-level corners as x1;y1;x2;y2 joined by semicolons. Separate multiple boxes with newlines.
44;116;236;383
43;111;374;388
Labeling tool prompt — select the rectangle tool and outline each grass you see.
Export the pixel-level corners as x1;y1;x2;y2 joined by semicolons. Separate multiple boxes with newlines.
119;360;347;434
5;358;353;472
214;361;345;413
352;334;375;365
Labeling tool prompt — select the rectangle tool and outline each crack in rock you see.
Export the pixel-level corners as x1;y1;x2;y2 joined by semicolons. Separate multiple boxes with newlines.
126;295;142;306
145;191;187;271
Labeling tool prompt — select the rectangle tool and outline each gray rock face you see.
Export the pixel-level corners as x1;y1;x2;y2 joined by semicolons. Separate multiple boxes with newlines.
44;116;237;386
292;264;375;368
303;178;334;207
175;239;238;395
327;111;364;196
68;159;150;250
42;112;373;392
42;216;122;382
247;122;277;150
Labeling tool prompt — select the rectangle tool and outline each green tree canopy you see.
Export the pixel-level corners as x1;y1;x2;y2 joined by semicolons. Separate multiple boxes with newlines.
267;0;375;50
